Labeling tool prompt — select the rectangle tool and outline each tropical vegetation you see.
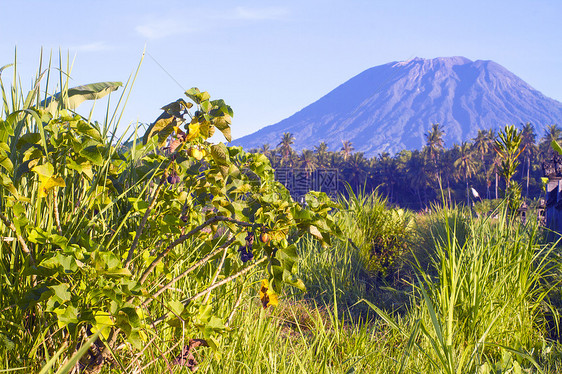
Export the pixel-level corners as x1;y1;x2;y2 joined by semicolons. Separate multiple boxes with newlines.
252;123;556;210
1;56;562;374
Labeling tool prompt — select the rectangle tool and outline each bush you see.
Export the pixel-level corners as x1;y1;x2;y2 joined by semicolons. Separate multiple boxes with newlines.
0;60;338;372
337;188;414;278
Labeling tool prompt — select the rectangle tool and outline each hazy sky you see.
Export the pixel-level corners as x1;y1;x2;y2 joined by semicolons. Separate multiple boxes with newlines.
1;0;561;141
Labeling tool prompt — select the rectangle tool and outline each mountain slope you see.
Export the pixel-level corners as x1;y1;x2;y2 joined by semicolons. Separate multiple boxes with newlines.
233;57;562;156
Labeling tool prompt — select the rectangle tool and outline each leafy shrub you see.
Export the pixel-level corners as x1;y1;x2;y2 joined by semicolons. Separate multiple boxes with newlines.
0;61;339;371
337;188;414;277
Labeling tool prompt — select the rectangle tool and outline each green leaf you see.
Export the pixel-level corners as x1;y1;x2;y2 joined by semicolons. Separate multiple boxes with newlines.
50;283;71;302
80;146;103;166
76;121;103;142
168;300;185;316
0;154;13;174
41;81;122;114
185;87;210;104
31;163;54;179
210;143;230;166
551;139;562;155
220;126;232;143
282;271;306;292
16;133;41;150
142;112;177;145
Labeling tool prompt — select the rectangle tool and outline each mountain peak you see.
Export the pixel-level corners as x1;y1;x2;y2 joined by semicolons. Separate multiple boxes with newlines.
234;57;562;156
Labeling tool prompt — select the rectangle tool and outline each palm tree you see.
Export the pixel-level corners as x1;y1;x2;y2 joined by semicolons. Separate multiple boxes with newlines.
340;140;355;162
520;123;537;197
299;149;317;173
539;124;562;158
406;150;432;208
277;132;295;166
259;144;272;158
454;142;477;205
343;152;368;191
377;152;398;201
314;142;330;168
425;124;444;163
495;125;523;207
423;123;445;193
472;129;494;199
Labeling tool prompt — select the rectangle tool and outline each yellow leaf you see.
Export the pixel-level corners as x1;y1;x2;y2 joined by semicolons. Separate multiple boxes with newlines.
38;175;66;197
259;279;278;309
185;121;200;141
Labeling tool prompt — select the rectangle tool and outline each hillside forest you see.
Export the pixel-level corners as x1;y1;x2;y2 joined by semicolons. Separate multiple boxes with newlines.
250;123;559;209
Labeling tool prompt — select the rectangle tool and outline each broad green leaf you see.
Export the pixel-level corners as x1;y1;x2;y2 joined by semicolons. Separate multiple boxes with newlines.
210;143;229;166
220;126;232;142
94;313;114;326
80;146;103;166
0;154;13;174
185;87;210;104
16;133;41;150
50;283;71;302
142;112;177;145
41;81;122;114
31;162;54;179
76;121;103;142
161;98;190;117
168;300;185;316
282;270;306;292
200;100;211;113
101;267;132;277
0;119;14;138
551;139;562;155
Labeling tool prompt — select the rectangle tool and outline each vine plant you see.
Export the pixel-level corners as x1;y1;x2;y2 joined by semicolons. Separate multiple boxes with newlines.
0;77;338;371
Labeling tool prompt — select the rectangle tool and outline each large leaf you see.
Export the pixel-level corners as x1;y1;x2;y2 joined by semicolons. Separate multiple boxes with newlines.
142;112;177;145
40;81;122;114
210;143;229;166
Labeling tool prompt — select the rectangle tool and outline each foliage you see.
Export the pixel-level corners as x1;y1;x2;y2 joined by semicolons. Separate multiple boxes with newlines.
253;121;554;210
368;204;558;373
0;61;339;371
494;125;524;213
337;188;414;277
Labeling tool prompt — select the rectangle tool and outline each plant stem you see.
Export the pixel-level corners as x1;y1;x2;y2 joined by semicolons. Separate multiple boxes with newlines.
124;168;168;269
141;236;236;305
153;256;267;325
138;216;255;284
0;211;35;265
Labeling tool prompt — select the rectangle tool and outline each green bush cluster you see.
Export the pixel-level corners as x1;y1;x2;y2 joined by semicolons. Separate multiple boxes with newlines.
337;188;415;277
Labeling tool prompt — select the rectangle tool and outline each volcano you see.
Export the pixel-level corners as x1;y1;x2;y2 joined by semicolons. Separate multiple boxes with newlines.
233;57;562;156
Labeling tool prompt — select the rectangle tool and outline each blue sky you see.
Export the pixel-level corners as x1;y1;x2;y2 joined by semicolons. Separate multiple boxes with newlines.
1;0;561;142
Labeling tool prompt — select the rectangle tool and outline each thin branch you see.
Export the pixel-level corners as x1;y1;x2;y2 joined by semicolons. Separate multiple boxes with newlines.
0;212;35;265
226;284;245;327
141;236;236;306
203;244;228;304
139;216;256;284
153;256;267;326
53;188;62;235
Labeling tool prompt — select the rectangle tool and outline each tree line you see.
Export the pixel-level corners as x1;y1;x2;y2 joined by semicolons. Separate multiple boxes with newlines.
248;123;562;210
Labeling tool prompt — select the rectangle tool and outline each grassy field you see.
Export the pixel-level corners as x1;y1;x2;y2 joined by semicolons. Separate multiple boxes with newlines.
1;59;562;373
